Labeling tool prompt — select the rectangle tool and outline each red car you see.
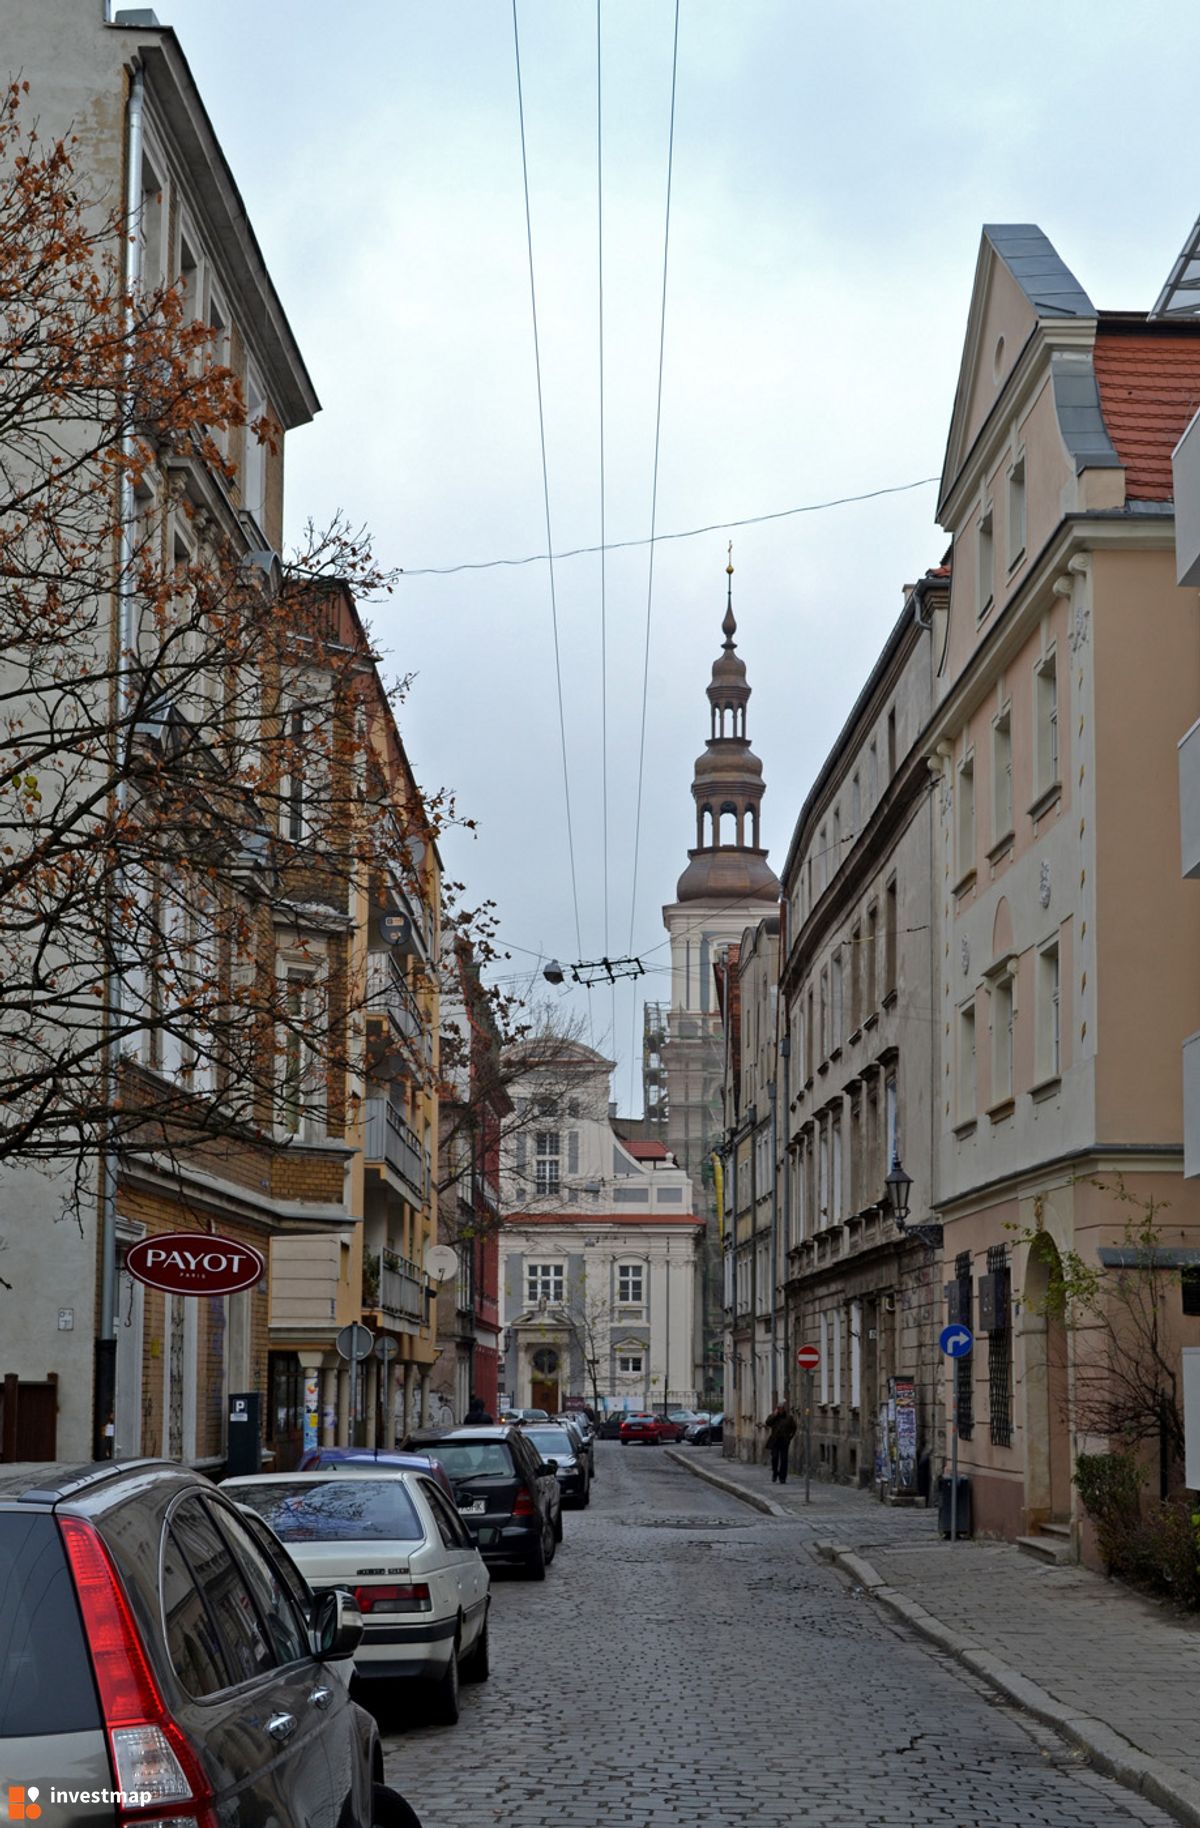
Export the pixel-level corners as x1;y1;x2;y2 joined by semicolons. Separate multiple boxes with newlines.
619;1413;684;1445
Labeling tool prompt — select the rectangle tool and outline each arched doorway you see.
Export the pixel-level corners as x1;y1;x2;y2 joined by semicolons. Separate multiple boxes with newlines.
530;1346;561;1415
1022;1235;1072;1525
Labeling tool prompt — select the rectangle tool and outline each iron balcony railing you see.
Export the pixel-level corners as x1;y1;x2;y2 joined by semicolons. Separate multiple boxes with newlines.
366;952;421;1040
381;1249;425;1322
363;1096;429;1203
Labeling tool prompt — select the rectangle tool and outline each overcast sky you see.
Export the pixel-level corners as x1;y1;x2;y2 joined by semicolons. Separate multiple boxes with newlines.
161;0;1200;1111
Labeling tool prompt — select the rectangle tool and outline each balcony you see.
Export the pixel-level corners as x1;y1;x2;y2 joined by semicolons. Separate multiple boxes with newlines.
366;952;421;1040
1180;718;1200;881
1173;405;1200;588
381;1249;425;1323
364;1097;429;1205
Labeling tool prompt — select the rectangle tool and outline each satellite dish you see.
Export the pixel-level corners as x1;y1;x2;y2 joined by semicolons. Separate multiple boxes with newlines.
424;1243;458;1284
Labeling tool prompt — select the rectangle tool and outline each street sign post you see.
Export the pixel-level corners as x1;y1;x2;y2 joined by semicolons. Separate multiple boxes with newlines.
373;1335;398;1447
939;1323;974;1542
796;1343;820;1504
336;1322;374;1445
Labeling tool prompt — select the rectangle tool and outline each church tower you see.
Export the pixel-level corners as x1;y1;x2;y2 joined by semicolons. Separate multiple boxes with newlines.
646;557;779;1402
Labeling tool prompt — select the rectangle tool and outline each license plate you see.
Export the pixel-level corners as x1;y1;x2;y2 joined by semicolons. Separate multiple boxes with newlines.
458;1499;486;1515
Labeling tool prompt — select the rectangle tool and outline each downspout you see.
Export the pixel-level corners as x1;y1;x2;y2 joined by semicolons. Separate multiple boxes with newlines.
748;1106;758;1453
95;63;145;1458
780;1033;791;1406
768;1079;778;1406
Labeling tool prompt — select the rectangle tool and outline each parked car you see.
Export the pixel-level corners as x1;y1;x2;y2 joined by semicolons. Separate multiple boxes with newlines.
298;1444;457;1502
406;1426;562;1578
619;1413;684;1445
551;1413;596;1479
666;1409;707;1432
0;1458;419;1828
684;1413;724;1445
225;1468;489;1726
521;1422;591;1506
597;1411;627;1439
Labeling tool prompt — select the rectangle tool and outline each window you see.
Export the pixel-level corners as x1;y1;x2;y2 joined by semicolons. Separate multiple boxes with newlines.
1007;451;1026;566
1035;649;1059;798
884;877;898;995
242;365;267;528
281;707;307;842
832;1308;843;1406
617;1263;644;1306
423;1482;474;1552
166;1496;274;1689
884;1073;898;1174
279;973;316;1137
617;1353;643;1376
1037;942;1060;1082
534;1131;561;1194
794;1139;807;1243
991;974;1014;1104
851;772;861;835
831;1115;843;1221
958;999;977;1123
819;968;829;1060
817;825;828;894
805;988;814;1079
832;808;841;873
211;1503;310;1667
954;1251;974;1439
868;739;878;808
818;1121;830;1225
986;1244;1013;1446
850;1300;862;1410
831;949;844;1049
161;1515;237;1698
886;706;897;779
978;503;994;616
527;1262;564;1305
866;903;878;1012
818;1311;829;1405
992;704;1013;842
850;924;862;1031
957;751;975;882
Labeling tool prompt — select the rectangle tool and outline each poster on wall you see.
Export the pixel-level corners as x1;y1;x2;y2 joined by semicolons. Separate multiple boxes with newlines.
891;1376;917;1493
303;1373;319;1452
875;1400;892;1486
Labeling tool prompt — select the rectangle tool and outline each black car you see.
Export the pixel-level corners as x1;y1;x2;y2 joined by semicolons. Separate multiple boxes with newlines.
0;1458;420;1828
684;1412;724;1445
551;1413;596;1479
597;1412;626;1439
521;1423;591;1507
406;1426;562;1579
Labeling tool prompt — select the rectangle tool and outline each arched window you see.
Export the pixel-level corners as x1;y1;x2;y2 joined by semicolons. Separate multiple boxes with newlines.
532;1347;560;1376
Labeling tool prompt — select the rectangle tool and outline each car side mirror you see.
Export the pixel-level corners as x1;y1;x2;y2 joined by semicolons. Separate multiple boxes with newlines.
540;1459;559;1476
313;1587;363;1661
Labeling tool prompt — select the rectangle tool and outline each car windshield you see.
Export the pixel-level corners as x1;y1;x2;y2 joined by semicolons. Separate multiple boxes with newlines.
421;1441;515;1480
523;1429;574;1457
230;1479;424;1543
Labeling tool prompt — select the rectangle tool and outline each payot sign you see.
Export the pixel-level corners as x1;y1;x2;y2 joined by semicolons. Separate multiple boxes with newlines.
125;1231;265;1296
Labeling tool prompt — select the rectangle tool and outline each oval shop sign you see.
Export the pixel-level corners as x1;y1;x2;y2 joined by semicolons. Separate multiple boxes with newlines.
126;1230;265;1297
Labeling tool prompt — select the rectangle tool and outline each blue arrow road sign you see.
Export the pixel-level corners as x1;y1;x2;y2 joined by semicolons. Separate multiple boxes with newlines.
940;1323;974;1359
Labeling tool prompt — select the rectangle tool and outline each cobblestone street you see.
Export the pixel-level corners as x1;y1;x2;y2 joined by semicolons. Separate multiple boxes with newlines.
375;1446;1178;1828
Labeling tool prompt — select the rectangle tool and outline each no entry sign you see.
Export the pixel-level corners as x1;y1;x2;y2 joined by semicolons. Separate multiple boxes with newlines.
796;1343;821;1371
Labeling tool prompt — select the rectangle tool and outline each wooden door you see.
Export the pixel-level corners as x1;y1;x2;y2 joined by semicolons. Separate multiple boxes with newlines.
531;1378;559;1413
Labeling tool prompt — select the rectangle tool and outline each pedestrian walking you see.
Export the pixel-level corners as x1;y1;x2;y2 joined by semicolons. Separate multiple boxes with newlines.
763;1401;797;1483
464;1393;495;1424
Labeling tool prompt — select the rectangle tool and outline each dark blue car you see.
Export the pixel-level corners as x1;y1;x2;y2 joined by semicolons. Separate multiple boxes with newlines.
297;1444;457;1503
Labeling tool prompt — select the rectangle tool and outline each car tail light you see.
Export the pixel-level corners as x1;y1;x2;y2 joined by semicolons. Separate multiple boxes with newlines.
352;1583;431;1615
512;1487;535;1516
60;1517;216;1828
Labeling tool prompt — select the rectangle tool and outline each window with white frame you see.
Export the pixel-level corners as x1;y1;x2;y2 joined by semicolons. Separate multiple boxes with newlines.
1035;649;1059;798
1036;942;1060;1082
818;1121;830;1225
617;1352;643;1376
756;1238;770;1315
526;1262;564;1305
818;1311;829;1405
978;503;994;617
991;974;1014;1104
959;999;977;1124
723;1247;734;1310
819;967;829;1059
1007;451;1026;566
831;1114;843;1222
957;750;976;881
794;1140;806;1244
279;969;320;1137
850;1300;862;1410
992;703;1013;842
534;1131;561;1195
884;1073;898;1173
832;1307;843;1406
281;706;309;843
617;1262;644;1306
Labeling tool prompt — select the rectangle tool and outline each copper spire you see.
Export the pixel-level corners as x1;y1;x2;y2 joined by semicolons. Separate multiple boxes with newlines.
723;542;736;648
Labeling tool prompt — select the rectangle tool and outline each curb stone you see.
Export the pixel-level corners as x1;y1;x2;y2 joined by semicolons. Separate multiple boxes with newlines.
662;1447;787;1517
822;1541;1200;1828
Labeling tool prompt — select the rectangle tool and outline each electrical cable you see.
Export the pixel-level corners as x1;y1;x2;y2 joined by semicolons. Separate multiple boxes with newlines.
625;0;680;1113
511;0;586;993
399;475;940;577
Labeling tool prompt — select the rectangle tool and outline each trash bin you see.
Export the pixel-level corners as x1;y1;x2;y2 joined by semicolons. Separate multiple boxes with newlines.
937;1474;972;1537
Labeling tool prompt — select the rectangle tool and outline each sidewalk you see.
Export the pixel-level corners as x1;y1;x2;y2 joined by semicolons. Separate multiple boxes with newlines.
667;1447;1200;1828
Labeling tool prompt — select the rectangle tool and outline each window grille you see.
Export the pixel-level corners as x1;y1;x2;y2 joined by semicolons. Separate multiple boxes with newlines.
986;1243;1012;1446
954;1250;973;1438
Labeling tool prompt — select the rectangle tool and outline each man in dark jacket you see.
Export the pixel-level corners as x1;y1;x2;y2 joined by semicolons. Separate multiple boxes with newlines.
465;1393;495;1424
763;1402;797;1483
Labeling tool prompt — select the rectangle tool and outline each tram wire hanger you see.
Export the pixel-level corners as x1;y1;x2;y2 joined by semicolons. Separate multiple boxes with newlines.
543;956;646;987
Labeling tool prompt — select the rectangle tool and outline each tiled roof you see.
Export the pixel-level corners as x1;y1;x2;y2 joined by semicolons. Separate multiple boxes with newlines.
624;1140;669;1160
1093;326;1200;500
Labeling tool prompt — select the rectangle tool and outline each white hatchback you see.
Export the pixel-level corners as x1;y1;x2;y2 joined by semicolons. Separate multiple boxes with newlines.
224;1467;490;1725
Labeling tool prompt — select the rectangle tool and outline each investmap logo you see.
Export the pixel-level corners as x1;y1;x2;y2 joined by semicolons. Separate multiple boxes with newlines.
7;1786;152;1818
7;1789;41;1821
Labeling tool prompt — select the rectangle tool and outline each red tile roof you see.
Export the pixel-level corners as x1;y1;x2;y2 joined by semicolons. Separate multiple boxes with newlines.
623;1140;669;1160
1093;326;1200;501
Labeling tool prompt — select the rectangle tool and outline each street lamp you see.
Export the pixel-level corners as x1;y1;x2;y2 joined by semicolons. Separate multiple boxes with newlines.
884;1152;942;1249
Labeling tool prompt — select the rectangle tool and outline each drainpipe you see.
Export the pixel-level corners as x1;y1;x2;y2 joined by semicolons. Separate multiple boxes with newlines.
748;1105;758;1453
768;1081;778;1406
780;1034;791;1406
94;64;145;1459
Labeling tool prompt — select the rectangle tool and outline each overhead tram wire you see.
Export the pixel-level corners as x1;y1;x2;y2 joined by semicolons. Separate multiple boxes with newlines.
400;475;940;577
511;0;589;1040
626;0;680;1116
